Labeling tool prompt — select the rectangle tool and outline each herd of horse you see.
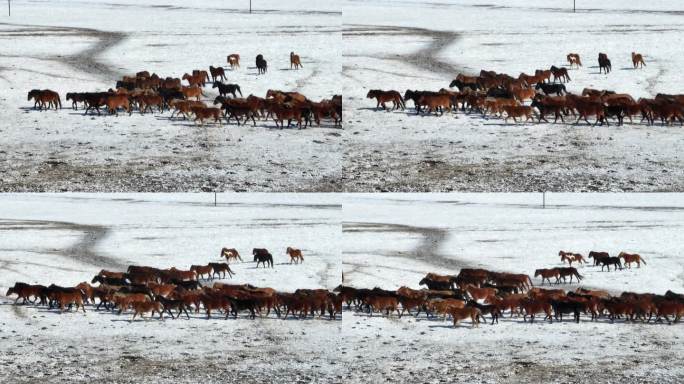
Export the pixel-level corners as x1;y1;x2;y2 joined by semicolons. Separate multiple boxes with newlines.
4;246;339;321
366;52;684;126
338;249;680;328
27;52;342;129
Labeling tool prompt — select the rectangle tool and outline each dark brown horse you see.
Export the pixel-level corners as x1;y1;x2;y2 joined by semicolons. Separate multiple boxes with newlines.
366;90;404;111
253;248;274;268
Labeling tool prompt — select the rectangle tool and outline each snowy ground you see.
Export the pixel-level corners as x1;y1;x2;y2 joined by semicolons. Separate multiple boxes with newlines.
0;194;342;383
0;0;342;192
342;193;684;383
342;0;684;192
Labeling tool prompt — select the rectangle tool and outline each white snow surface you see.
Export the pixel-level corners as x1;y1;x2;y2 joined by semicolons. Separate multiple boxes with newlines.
342;193;684;383
0;0;342;192
342;0;684;191
0;193;342;383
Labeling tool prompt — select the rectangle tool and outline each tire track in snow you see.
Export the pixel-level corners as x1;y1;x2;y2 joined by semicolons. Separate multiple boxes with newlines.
0;22;127;81
343;24;464;77
342;222;477;277
0;219;127;271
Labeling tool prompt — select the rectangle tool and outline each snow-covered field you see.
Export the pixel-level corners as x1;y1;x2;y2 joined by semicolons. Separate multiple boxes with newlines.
342;193;684;383
0;194;342;383
342;0;684;192
0;0;342;192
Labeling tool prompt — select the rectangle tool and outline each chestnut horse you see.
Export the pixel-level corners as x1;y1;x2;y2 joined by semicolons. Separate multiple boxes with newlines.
28;89;61;110
534;268;560;285
290;52;303;69
618;252;646;268
366;90;405;111
631;52;646;69
286;247;304;264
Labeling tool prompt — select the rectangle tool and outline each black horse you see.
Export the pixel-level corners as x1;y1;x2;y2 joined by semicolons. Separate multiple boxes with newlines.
448;79;480;92
598;53;612;74
535;82;566;96
253;248;274;268
256;54;268;75
485;87;513;99
588;251;610;266
599;256;623;271
418;277;453;290
155;296;191;319
212;81;242;98
91;275;130;286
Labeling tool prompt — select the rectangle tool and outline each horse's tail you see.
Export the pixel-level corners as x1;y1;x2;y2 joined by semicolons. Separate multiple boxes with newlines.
237;85;243;97
398;94;405;109
57;95;62;109
527;275;534;288
575;272;583;281
640;256;646;265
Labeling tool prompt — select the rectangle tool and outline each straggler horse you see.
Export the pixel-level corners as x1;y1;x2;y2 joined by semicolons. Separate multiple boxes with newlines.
221;247;243;262
631;52;646;69
290;52;303;69
256;54;268;75
559;251;586;266
286;247;304;264
366;90;404;111
598;53;612;74
567;53;582;68
253;248;274;268
618;252;646;268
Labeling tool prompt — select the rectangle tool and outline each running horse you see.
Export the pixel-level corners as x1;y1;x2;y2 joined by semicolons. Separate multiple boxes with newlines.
366;90;405;111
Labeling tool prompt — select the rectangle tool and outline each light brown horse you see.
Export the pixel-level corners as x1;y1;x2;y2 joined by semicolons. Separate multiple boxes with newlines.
618;252;646;268
181;85;205;101
132;300;163;320
182;73;205;87
534;268;560;285
104;94;131;116
28;89;61;110
559;251;586;266
191;106;222;126
448;306;481;327
366;90;405;111
631;52;646;69
286;247;304;264
290;52;303;69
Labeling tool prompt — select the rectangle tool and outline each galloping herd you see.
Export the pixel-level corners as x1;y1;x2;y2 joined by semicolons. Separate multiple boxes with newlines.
5;246;342;321
26;52;342;129
339;249;684;327
367;52;684;126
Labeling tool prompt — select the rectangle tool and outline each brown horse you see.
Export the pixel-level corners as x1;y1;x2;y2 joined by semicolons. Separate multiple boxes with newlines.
104;94;131;116
465;284;498;302
550;66;571;83
290;52;303;69
132;301;163;320
181;85;205;101
449;306;481;327
559;251;586;266
534;268;560;285
190;264;213;280
557;267;583;284
618;252;646;268
286;247;304;264
631;52;646;69
366;90;404;111
221;247;243;262
501;105;534;124
28;89;61;110
182;73;205;87
209;65;227;82
190;106;222;126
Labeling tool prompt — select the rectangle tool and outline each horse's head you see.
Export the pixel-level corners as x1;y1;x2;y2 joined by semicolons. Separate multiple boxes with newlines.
27;89;40;101
418;277;427;286
91;275;101;284
533;269;541;277
366;90;377;98
5;287;15;296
